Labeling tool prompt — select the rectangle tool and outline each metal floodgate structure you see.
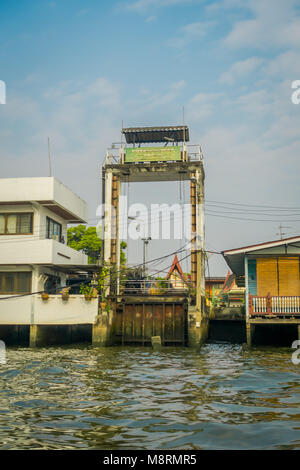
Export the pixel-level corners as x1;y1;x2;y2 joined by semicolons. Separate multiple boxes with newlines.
93;125;209;347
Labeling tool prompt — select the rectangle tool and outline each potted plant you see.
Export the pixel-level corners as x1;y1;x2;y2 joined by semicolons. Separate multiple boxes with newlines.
80;283;97;301
41;292;49;301
60;287;70;301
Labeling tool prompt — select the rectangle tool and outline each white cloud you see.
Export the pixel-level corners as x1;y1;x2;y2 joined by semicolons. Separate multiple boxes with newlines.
263;51;300;79
186;92;223;121
145;15;156;22
167;20;215;48
0;77;122;211
206;0;246;12
120;0;193;13
223;0;300;49
219;57;264;85
139;80;185;110
234;89;272;116
196;116;300;266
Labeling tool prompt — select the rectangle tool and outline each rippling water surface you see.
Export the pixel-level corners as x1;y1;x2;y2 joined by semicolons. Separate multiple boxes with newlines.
0;343;299;450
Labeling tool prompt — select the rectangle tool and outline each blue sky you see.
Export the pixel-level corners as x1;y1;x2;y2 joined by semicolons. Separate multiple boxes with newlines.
1;0;300;275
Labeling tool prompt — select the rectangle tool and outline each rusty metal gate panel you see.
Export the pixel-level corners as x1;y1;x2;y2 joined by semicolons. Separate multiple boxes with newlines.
117;302;186;345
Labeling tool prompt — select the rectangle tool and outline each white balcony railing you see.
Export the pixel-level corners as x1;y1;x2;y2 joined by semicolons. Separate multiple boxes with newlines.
249;294;300;315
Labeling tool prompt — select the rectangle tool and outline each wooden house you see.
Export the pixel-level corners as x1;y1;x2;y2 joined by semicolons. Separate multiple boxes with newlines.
205;276;226;306
222;236;300;345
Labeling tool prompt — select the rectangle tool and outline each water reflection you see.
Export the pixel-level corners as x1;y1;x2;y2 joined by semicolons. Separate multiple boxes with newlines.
0;343;299;449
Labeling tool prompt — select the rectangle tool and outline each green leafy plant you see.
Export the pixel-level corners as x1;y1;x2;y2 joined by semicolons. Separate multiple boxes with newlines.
95;265;111;300
156;277;168;289
78;265;111;304
67;225;102;264
79;283;97;299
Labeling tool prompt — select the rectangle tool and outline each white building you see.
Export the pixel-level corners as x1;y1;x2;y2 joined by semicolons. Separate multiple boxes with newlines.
0;177;98;343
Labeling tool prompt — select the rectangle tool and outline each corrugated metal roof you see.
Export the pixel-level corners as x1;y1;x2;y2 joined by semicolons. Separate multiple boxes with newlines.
122;126;189;143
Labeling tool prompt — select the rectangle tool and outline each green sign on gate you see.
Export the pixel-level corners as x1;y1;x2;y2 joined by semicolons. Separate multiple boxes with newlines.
125;146;181;163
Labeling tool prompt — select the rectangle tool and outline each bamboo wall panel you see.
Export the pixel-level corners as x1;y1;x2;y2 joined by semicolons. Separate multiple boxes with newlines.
257;258;278;296
278;257;300;296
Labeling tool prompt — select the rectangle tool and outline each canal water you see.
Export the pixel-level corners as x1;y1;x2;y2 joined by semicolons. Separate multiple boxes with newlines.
0;343;299;450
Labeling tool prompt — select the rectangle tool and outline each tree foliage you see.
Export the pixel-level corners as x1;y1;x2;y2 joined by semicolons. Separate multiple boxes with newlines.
67;225;101;264
67;225;127;265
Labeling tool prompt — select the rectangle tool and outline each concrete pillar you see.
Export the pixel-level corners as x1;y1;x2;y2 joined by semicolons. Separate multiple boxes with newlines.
111;175;120;295
103;170;121;297
29;325;45;347
30;325;76;347
104;171;113;265
92;312;111;346
246;323;255;347
31;266;39;293
188;304;209;349
188;167;207;349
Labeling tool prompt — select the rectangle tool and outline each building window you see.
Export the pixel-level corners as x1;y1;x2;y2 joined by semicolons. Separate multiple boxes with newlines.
0;272;32;294
0;213;33;235
46;217;62;242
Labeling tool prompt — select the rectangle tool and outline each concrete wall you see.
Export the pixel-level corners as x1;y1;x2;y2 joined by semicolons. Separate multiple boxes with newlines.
0;177;88;222
0;295;33;324
34;296;98;324
0;239;87;265
0;295;98;325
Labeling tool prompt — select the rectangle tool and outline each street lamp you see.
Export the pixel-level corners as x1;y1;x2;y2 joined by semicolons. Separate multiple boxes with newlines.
128;216;151;286
141;236;152;279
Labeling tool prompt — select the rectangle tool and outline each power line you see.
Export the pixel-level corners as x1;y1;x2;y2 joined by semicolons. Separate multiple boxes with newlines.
205;203;300;214
0;244;192;300
0;241;222;301
206;200;300;210
205;212;300;223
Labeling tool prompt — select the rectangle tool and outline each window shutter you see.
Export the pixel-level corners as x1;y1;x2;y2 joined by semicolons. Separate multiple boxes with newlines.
278;257;300;296
257;258;278;296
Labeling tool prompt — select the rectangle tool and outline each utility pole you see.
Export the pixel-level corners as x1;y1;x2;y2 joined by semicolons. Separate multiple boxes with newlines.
142;237;151;288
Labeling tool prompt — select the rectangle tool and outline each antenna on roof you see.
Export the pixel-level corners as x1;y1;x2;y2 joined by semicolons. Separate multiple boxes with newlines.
48;137;52;177
277;223;292;239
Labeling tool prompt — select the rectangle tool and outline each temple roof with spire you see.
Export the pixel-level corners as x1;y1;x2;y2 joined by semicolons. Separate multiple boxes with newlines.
166;254;188;282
